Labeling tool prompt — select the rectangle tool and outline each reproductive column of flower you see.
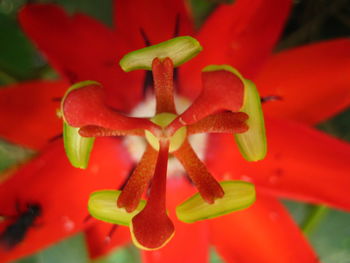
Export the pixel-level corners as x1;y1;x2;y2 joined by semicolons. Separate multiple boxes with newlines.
60;36;266;250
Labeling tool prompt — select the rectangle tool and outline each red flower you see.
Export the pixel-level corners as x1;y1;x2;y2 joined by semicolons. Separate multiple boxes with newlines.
0;0;349;262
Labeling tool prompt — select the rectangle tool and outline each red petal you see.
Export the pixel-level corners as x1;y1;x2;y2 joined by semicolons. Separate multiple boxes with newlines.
0;138;132;262
85;223;130;259
142;176;209;263
210;193;318;263
256;39;350;125
19;4;143;111
206;117;350;211
179;0;292;99
0;81;67;150
114;0;194;49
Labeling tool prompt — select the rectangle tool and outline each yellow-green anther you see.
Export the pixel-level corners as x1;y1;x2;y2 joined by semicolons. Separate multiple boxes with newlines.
235;79;267;161
202;65;267;162
176;181;255;223
61;80;100;169
63;122;95;169
119;36;202;72
88;190;146;226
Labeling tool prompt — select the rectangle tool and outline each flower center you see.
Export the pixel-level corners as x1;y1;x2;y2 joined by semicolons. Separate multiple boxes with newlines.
61;36;266;251
145;112;187;152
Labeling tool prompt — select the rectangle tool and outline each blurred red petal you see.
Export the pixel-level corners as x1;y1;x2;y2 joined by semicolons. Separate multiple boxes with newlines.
114;0;193;49
85;223;130;259
0;138;132;262
210;193;318;263
206;117;350;211
0;81;66;150
19;4;143;111
256;39;350;125
180;0;292;99
142;176;209;263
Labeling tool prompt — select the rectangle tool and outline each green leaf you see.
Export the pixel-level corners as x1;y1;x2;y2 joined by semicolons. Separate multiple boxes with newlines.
92;245;141;263
119;36;202;72
0;13;38;80
88;190;146;226
0;139;35;172
284;200;350;263
37;233;89;263
176;181;255;223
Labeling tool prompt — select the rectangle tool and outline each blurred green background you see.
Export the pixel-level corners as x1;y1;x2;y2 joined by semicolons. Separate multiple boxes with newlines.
0;0;349;262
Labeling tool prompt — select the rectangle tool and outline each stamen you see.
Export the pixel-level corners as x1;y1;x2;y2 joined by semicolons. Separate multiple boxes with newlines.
187;111;249;135
167;69;244;134
261;95;283;103
48;133;63;142
106;225;119;242
139;28;151;47
62;84;158;133
152;58;176;114
173;140;224;204
173;14;180;37
117;145;158;212
130;140;174;250
79;125;144;137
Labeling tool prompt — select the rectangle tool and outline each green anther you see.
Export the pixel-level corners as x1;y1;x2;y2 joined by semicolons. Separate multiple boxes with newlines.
119;36;203;72
63;122;95;169
61;80;100;169
203;65;267;162
176;181;256;223
88;190;146;226
145;113;187;152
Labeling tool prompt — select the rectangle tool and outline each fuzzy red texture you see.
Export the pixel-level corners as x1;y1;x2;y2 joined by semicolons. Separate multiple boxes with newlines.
117;145;158;212
173;140;224;204
152;58;176;114
0;0;349;261
63;85;156;132
174;70;244;127
131;142;175;249
187;111;249;135
142;177;209;263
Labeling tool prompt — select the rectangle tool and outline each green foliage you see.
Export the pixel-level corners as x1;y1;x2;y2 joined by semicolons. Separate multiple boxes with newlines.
0;13;39;82
0;139;34;172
